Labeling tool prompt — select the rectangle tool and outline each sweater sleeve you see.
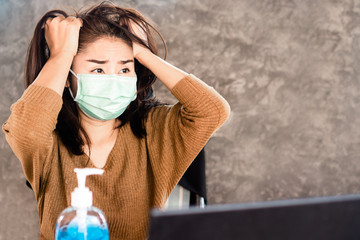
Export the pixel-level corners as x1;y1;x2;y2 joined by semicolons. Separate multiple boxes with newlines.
145;74;230;206
2;84;63;198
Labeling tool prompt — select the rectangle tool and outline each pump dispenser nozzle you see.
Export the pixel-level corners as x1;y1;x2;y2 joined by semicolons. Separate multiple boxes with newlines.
71;168;104;208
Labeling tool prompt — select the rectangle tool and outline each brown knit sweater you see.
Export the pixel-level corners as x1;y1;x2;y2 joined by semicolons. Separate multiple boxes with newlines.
2;74;230;240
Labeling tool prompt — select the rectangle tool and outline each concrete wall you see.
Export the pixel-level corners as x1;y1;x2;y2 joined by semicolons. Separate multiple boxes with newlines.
1;0;360;238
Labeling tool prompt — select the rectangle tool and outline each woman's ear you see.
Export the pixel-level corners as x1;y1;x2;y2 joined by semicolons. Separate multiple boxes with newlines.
65;79;70;87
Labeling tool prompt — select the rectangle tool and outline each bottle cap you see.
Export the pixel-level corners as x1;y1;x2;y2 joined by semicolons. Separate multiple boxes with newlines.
71;168;104;208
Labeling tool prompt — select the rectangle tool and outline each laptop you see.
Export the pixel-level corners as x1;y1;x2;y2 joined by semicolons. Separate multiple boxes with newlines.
149;193;360;240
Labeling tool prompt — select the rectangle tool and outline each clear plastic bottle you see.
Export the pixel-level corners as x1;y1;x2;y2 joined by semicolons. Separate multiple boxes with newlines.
55;168;109;240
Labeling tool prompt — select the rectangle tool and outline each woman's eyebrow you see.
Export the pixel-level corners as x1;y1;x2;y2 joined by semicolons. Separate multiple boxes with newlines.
86;59;134;64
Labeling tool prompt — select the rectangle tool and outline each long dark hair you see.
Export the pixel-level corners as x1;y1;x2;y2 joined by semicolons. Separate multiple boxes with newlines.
24;1;166;155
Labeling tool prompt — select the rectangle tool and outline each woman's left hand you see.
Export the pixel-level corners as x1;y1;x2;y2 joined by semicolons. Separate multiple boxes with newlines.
129;20;150;58
128;19;187;90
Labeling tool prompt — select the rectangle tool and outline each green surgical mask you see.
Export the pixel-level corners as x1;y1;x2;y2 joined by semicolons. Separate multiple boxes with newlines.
69;69;137;121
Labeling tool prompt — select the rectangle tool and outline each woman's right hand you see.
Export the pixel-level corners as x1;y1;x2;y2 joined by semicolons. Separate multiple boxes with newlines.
32;16;83;95
44;16;83;58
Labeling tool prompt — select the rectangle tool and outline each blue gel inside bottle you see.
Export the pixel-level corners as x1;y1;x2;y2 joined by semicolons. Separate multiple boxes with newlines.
55;207;109;240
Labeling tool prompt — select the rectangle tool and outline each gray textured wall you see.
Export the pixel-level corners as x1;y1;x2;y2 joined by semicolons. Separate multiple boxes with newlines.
1;0;360;238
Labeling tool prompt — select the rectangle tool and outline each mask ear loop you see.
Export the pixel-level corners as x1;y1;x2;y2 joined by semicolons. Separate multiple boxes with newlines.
68;69;78;100
69;68;77;76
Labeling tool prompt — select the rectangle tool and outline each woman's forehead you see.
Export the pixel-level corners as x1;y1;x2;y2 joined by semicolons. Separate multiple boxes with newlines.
77;37;134;60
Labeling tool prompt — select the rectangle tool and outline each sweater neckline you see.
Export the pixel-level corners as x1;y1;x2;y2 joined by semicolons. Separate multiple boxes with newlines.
84;127;122;170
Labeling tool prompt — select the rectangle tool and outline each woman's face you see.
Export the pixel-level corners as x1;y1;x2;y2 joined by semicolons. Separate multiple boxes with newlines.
68;36;135;96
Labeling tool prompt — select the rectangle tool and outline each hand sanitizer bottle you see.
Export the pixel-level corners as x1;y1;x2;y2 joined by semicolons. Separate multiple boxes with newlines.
55;168;109;240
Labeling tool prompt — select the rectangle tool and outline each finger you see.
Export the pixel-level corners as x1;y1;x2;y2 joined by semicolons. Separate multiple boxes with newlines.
69;17;83;27
64;16;77;23
77;18;83;27
54;15;66;21
65;16;83;28
46;15;64;26
45;17;55;26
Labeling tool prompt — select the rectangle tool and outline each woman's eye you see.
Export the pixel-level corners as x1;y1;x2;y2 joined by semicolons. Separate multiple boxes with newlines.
120;68;130;73
90;68;130;74
92;68;103;74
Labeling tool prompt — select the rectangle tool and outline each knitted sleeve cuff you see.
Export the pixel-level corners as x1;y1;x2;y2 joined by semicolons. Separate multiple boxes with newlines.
15;84;63;116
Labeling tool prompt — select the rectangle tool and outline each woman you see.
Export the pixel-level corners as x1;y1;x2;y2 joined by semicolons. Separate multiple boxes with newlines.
2;1;230;239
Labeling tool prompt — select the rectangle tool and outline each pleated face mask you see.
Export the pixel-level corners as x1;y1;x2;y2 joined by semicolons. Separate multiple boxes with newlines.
68;69;137;121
